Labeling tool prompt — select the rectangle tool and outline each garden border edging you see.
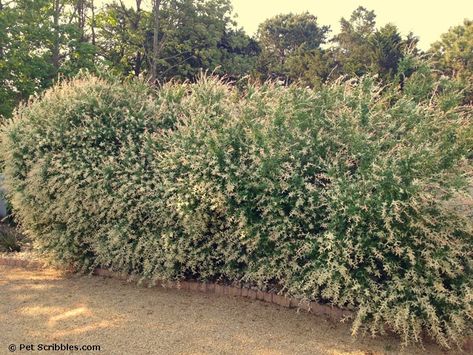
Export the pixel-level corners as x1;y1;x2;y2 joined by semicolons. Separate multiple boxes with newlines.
0;255;352;321
1;255;472;352
92;267;354;322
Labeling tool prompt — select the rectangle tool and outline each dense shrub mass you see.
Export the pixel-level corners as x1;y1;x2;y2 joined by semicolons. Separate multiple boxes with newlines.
1;71;472;347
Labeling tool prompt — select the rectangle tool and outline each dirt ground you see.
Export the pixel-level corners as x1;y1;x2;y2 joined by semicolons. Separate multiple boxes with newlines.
0;266;453;355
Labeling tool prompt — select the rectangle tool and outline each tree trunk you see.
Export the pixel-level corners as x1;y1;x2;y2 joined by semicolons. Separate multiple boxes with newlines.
76;0;85;41
0;0;3;59
150;0;161;83
131;0;142;76
135;51;143;76
91;0;96;46
52;0;61;72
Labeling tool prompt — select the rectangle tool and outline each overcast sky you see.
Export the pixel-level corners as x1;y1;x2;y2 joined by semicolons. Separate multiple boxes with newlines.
109;0;473;50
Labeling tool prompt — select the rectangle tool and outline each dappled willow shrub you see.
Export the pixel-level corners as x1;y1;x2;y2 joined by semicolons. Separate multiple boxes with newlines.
0;77;169;269
1;74;472;347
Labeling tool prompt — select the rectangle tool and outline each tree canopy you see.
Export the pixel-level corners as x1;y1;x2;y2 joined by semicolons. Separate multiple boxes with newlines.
430;19;473;102
0;1;470;117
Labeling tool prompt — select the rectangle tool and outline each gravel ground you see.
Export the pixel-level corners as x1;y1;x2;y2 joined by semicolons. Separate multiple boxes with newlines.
0;266;450;355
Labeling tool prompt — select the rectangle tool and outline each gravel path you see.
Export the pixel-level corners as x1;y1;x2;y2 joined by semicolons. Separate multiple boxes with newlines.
0;266;447;355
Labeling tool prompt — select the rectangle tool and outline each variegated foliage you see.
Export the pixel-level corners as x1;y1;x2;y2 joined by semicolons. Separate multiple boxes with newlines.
1;69;472;347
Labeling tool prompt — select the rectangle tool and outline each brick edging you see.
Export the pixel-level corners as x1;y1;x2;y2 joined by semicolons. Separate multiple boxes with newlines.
92;267;353;322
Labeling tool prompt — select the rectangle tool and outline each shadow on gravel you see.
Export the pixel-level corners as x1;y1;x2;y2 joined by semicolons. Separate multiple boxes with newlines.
0;266;449;355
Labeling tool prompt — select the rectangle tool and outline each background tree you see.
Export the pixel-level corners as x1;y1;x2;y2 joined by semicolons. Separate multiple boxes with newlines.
59;0;98;76
431;19;473;78
332;6;376;77
95;1;149;76
284;48;339;88
369;24;403;80
0;0;55;117
430;19;473;102
0;1;467;119
95;0;258;81
0;0;98;118
256;12;329;82
332;7;418;82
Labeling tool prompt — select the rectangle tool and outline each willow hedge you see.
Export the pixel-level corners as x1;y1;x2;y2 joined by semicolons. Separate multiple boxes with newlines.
1;69;472;347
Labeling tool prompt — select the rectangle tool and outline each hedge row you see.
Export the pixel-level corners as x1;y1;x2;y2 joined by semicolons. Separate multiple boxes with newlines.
1;67;472;347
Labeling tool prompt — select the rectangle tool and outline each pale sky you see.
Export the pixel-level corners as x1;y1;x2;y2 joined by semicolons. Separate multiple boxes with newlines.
107;1;473;50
